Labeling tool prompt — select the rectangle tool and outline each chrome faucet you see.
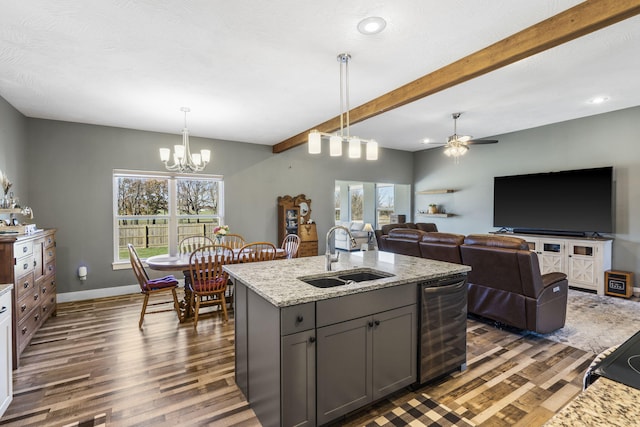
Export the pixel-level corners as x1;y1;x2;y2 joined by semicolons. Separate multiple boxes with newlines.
325;225;358;271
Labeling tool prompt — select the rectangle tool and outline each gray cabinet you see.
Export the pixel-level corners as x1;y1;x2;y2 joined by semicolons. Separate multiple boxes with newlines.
316;304;416;425
281;330;316;427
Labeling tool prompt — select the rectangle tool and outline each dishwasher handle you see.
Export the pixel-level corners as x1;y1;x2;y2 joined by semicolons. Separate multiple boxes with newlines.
0;306;7;315
422;279;466;296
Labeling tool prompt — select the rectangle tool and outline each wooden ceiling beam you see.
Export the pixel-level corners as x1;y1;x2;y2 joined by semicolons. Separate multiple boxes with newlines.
273;0;640;153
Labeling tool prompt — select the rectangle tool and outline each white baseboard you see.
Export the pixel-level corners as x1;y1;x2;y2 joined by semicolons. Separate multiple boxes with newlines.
57;279;187;303
57;285;140;303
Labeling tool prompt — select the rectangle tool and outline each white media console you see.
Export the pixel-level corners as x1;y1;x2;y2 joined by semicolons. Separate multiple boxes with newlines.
502;233;612;295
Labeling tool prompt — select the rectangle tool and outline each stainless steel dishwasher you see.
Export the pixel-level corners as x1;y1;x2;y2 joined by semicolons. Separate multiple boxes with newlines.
418;274;468;384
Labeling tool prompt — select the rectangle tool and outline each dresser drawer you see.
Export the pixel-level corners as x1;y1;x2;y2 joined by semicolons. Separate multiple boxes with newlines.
40;294;56;321
16;290;40;324
17;309;42;354
14;241;33;258
44;234;55;248
44;246;56;263
14;255;34;278
44;260;55;277
16;271;35;301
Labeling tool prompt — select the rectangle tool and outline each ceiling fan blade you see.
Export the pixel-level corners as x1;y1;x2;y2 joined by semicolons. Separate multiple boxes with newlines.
457;135;472;142
467;139;498;145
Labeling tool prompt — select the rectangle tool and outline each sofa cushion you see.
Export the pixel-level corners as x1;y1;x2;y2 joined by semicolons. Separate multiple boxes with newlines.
381;222;417;235
463;234;528;250
415;223;438;232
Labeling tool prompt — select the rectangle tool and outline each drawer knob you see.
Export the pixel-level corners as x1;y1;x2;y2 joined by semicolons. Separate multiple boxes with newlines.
42;287;47;294
374;320;380;326
23;263;29;270
368;321;374;328
34;294;39;301
23;282;29;289
22;327;27;335
21;304;26;312
34;314;39;322
296;315;304;323
308;336;316;343
23;246;28;253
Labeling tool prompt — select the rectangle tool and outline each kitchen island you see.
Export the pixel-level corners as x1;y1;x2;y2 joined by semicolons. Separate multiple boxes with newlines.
225;250;471;427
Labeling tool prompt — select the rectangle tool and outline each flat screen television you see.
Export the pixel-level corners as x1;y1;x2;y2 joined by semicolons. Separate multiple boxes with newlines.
493;166;614;236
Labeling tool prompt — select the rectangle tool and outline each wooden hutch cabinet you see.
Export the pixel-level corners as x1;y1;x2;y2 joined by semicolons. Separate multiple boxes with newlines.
0;229;56;367
277;194;318;257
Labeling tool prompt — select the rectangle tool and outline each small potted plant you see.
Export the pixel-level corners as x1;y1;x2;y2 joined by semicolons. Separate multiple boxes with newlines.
428;204;438;214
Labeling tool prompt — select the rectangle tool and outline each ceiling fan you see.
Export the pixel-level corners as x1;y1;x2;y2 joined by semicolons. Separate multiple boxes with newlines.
424;113;498;158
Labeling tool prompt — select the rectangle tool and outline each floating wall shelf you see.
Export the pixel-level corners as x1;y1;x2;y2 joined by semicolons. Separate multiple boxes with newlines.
416;212;455;218
416;189;456;195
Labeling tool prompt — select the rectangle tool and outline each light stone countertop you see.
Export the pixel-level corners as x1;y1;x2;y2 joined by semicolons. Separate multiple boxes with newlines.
544;377;640;426
0;283;12;297
224;250;470;307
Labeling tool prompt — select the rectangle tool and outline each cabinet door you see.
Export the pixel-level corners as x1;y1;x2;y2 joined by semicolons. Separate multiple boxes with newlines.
567;242;597;288
538;239;565;274
316;316;371;425
281;330;316;427
372;305;417;400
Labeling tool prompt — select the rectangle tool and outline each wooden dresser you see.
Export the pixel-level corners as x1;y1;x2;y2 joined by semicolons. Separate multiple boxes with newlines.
298;223;319;257
0;229;56;367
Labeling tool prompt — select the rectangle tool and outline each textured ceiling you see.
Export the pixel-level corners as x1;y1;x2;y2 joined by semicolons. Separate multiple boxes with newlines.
1;1;639;152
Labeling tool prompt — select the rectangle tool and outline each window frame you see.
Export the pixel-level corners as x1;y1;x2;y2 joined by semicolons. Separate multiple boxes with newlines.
112;169;224;269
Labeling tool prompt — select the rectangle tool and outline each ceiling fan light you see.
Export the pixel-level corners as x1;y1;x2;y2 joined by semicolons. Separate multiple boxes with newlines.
330;135;342;156
348;137;361;158
366;140;378;160
308;130;322;154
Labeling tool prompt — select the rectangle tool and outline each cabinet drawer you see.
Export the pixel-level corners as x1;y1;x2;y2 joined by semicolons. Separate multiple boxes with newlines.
14;241;33;258
14;255;34;278
44;246;56;263
16;291;40;324
44;234;55;248
41;294;56;320
17;309;41;353
44;260;56;277
281;302;315;335
16;271;35;301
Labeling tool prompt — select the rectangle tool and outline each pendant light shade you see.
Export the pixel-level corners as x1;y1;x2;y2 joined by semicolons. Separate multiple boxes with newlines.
306;53;378;160
348;137;361;158
159;107;211;173
329;135;342;156
366;140;378;160
308;130;322;154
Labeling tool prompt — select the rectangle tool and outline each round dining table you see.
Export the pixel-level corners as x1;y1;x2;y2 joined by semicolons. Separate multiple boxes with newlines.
145;247;286;320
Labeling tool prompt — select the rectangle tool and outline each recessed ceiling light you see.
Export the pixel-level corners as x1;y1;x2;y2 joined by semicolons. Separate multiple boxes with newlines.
357;17;387;35
421;138;432;144
588;96;609;104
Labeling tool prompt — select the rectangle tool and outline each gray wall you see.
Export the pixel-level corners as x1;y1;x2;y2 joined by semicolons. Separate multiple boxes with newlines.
414;106;640;285
23;117;413;295
0;97;28;202
2;95;639;296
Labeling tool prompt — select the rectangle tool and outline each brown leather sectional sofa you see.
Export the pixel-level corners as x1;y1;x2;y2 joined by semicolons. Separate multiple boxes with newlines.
378;228;568;333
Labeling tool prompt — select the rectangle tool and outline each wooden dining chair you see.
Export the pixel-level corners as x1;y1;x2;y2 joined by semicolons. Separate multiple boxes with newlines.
221;233;246;249
178;235;215;254
188;244;235;330
127;244;181;329
237;242;278;263
281;234;301;259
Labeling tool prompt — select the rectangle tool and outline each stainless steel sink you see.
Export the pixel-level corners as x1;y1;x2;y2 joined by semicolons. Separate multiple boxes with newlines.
298;269;394;288
337;271;393;282
302;277;347;288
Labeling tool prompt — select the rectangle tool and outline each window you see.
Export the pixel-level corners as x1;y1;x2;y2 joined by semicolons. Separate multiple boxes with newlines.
349;184;364;222
113;170;224;263
376;183;395;227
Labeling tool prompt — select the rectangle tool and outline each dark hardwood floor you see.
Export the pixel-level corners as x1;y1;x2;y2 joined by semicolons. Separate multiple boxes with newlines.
0;292;591;426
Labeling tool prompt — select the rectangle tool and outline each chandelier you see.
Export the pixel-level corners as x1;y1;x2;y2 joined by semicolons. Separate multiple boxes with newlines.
159;107;211;173
308;53;378;160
